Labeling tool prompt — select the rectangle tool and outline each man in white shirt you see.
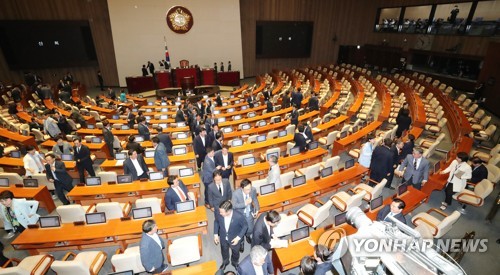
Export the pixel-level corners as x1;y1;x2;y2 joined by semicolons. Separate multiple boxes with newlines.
139;219;168;273
23;145;45;177
266;155;281;189
376;198;406;224
123;149;149;181
215;145;234;179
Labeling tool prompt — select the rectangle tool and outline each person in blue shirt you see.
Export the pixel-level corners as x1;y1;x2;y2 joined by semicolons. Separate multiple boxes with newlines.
119;90;126;102
358;134;375;168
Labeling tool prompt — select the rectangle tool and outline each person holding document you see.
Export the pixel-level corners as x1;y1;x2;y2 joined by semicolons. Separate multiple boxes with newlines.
439;152;472;210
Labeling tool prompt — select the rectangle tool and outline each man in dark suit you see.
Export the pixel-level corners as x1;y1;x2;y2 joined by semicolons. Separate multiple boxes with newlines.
174;106;186;123
147;61;155;76
73;137;95;183
195;101;205;119
293;124;309;152
376;198;407;224
54;112;72;135
252;210;281;251
125;135;144;154
291;88;303;108
266;100;273;113
137;117;150;141
207;170;232;214
303;122;314;142
215;92;223;107
152;137;170;177
400;134;415;163
395;147;430;190
214;145;234;179
369;138;394;184
125;107;136;128
290;104;299;127
211;131;223;152
237;245;274;275
232;179;259;247
387;140;404;188
156;127;173;154
308;93;319;111
202;148;218;206
164;175;191;211
193;127;209;169
102;120;115;158
282;90;291;109
214;200;247;271
123;149;148;181
139;220;167;273
28;117;43;131
191;114;203;137
395;109;412;138
247;93;256;108
44;153;74;205
263;88;271;102
205;113;218;132
470;157;488;184
141;65;148;76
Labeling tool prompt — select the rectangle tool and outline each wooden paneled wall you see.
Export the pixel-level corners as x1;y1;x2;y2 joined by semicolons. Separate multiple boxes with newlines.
0;0;119;88
240;0;494;77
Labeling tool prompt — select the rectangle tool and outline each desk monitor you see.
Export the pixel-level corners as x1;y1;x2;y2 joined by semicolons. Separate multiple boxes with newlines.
397;183;408;196
177;133;188;139
175;102;181;106
117;174;132;184
218;117;226;123
311;121;319;128
223;127;233;133
289;147;300;156
115;152;127;160
230;95;235;99
241;124;251;130
248;112;256;118
161;108;168;112
161;102;167;106
149;171;164;181
266;152;279;160
135;136;145;142
159;123;167;129
160;115;168;120
131;108;138;112
85;212;106;225
112;114;120;120
87;124;95;129
85;177;101;186
370;196;384;212
227;108;235;113
233;115;242;120
61;154;73;161
344;159;355;170
334;212;347;226
235;100;240;104
179;168;194;177
145;108;152;113
291;226;310;243
352;126;358;133
324;116;331;123
232;139;243;147
39;216;61;228
121;125;130;130
308;141;319;150
213;110;220;115
177;122;186;127
23;178;38;188
242;157;255;166
0;178;9;187
259;183;275;195
434;161;441;174
278;130;287;137
144;150;155;158
320;166;333;178
272;117;281;123
360;120;367;128
339;131;348;139
132;207;152;219
147;102;154;106
91;137;102;143
10;151;21;158
292;175;306;187
173;147;187;155
258;121;267;127
176;200;195;213
241;105;248;110
257;135;266;142
222;102;228;106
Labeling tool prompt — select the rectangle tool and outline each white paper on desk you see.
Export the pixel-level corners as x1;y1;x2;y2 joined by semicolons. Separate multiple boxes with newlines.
270;239;288;248
115;160;124;166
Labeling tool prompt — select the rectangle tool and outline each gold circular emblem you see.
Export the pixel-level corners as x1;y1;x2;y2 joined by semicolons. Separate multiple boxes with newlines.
166;6;193;34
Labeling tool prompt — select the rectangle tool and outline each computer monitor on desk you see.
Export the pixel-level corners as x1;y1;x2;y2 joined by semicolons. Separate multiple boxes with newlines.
117;174;132;184
334;212;347;226
149;172;164;181
85;212;106;225
242;157;255;167
39;216;61;228
179;168;194;177
292;175;306;187
370;196;384;212
339;131;348;139
176;200;195;213
135;136;145;142
290;226;310;243
91;137;101;143
266;152;279;161
344;159;355;170
308;141;319;150
115;152;127;160
144;150;155;158
61;154;73;161
85;177;101;186
0;178;9;187
241;124;251;130
121;125;130;130
10;151;21;158
397;183;408;197
257;135;266;142
132;207;153;219
23;178;38;188
320;166;333;178
278;130;287;137
259;184;275;195
289;147;300;156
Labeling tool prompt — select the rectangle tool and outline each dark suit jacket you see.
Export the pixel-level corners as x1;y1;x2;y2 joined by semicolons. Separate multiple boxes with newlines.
175;109;185;122
266;101;273;113
103;127;114;148
126;112;136;128
315;262;334;275
247;96;255;108
214;210;247;244
216;96;223;107
73;145;93;167
376;205;406;224
139;232;165;272
390;145;400;166
263;90;271;101
157;133;173;154
470;164;488;184
193;135;209;158
45;161;72;185
214;151;234;178
237;253;273;275
293;133;308;152
370;145;394;182
291;91;303;107
202;155;216;184
138;124;150;140
290;110;299;126
282;95;291;109
212;139;223;152
308;96;319;111
125;141;144;154
207;179;232;209
252;213;273;250
205;118;218;130
304;126;313;142
123;156;148;181
396;115;412;136
164;181;189;210
400;140;414;162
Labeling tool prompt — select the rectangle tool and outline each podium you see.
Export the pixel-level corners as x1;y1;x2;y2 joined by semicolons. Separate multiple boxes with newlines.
156;71;172;89
172;67;200;87
125;76;155;93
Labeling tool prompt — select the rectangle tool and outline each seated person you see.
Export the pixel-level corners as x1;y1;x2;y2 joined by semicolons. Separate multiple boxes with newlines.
469;157;488;184
123;149;148;181
0;190;40;238
376;198;406;224
293;124;309;152
313;244;334;275
164;175;193;211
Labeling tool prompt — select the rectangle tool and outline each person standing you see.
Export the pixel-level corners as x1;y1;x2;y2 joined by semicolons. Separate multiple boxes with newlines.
439;152;472;210
282;90;291;109
395;109;412;138
227;61;232;71
308;93;319;111
156;127;173;154
137;117;151;141
247;93;256;109
291;88;303;108
208;170;233;215
220;62;225;72
194;127;209;169
139;219;168;274
237;245;274;275
147;61;155;76
97;70;104;91
358;135;375;168
202;148;218;206
395;147;430;190
43;111;61;138
252;210;281;251
469;157;488;184
213;200;247;271
152;137;170;177
214;145;234;179
387;140;404;188
125;107;136;129
44;154;74;205
23;145;45;177
400;134;415;163
51;135;73;158
123;149;149;181
266;155;282;189
290;104;299;127
369;138;394;184
164;175;192;211
232;179;260;247
102;120;115;159
0;190;40;238
73;137;95;183
141;65;148;76
293;124;309;152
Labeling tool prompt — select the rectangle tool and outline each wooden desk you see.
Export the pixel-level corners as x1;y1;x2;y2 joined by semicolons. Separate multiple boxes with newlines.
126;95;148;106
43;99;95;124
258;164;368;212
99;152;196;173
39;140;110;159
68;174;201;205
137;137;193;148
76;126;189;136
12;207;208;255
0;130;38;149
0;185;55;213
108;118;175;124
229;135;293;160
332;121;383;156
172;261;217;275
0;157;76;170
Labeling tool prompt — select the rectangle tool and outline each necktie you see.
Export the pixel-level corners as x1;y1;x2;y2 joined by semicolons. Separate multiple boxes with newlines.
218;184;222;194
413;159;417;170
177;186;186;201
244;194;250;215
77;147;80;154
52;164;58;181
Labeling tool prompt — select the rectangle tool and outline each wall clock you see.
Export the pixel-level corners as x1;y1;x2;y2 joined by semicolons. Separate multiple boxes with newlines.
166;6;193;34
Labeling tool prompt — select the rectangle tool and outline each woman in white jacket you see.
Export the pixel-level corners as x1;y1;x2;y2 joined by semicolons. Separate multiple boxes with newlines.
439;152;472;210
0;190;40;238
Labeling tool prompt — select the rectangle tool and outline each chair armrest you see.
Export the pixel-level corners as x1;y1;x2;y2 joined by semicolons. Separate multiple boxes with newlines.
367;178;380;185
297;210;315;227
62;252;77;261
89;251;107;275
412;217;438;236
32;254;54;274
114;248;123;255
456;193;483;206
122;202;132;217
330;195;347;212
295;170;304;176
287;211;294;216
86;203;96;213
2;258;21;267
198;235;203;256
260;153;265;161
427;208;448;217
314;200;324;206
353;187;372;201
